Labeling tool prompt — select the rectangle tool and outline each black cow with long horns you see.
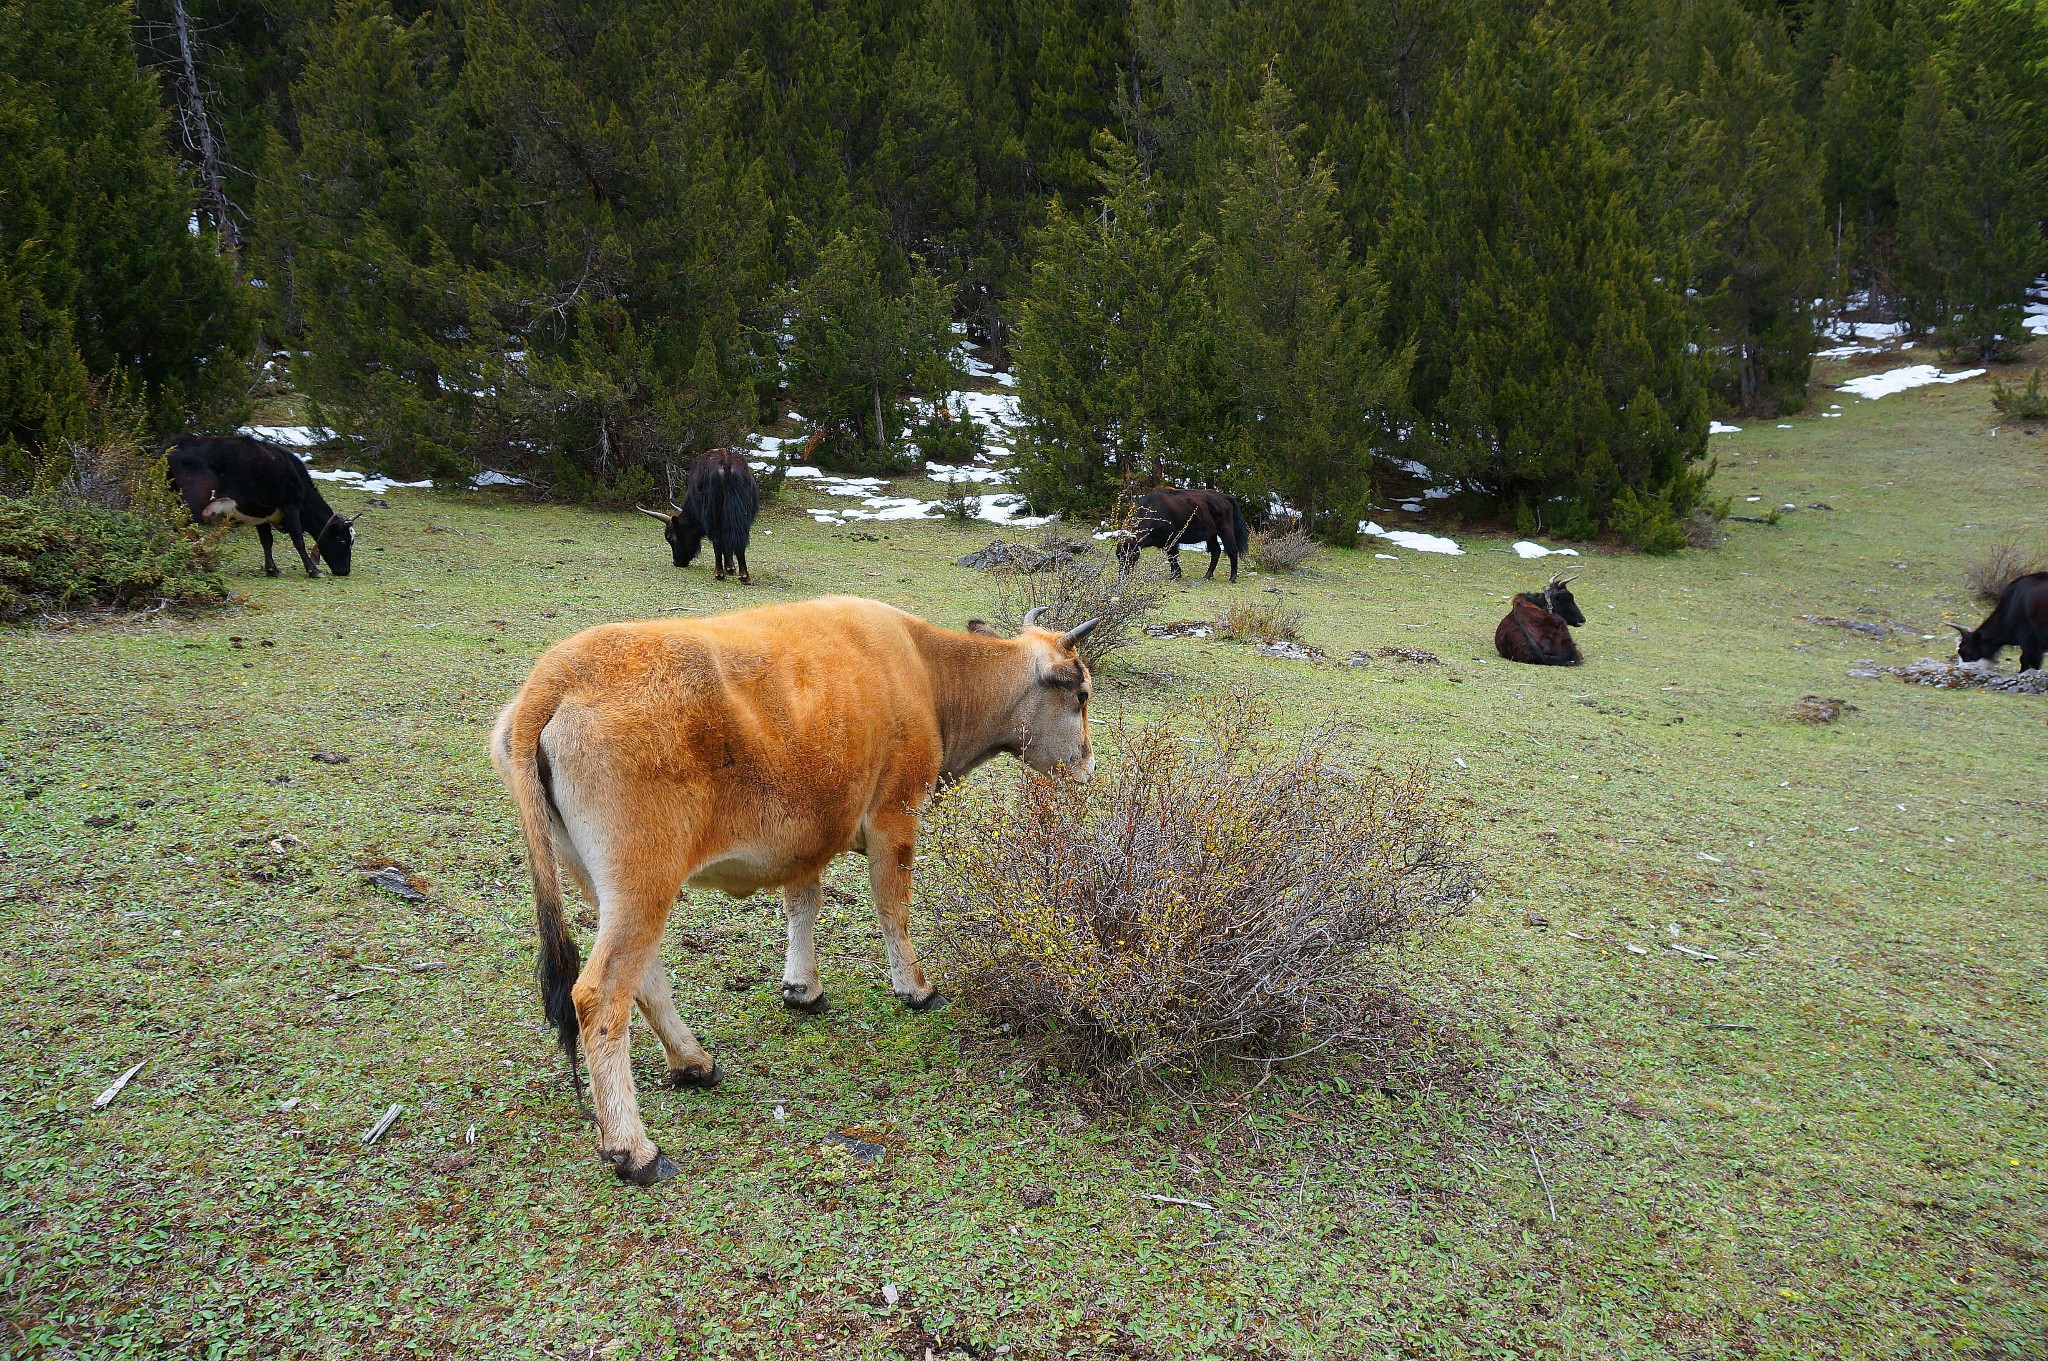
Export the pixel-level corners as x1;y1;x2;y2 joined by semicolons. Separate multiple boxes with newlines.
641;448;759;583
1495;574;1586;665
1952;571;2048;672
164;434;361;578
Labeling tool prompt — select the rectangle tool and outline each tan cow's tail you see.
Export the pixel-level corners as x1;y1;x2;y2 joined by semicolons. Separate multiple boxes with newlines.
490;684;583;1084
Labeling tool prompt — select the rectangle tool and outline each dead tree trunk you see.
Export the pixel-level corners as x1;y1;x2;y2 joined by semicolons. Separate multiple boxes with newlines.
170;0;240;261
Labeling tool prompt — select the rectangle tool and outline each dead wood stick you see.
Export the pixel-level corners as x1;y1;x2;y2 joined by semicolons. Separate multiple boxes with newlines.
361;1103;403;1145
91;1060;147;1111
1140;1193;1216;1211
1519;1118;1558;1224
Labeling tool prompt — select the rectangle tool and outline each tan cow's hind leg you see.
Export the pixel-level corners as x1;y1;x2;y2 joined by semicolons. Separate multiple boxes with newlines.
573;896;679;1186
636;954;719;1088
779;880;828;1013
867;819;944;1010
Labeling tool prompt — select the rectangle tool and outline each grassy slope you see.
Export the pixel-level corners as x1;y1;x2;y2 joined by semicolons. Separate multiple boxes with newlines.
2;370;2043;1360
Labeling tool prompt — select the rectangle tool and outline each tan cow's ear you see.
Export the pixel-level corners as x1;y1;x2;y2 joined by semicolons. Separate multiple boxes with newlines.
965;619;1002;638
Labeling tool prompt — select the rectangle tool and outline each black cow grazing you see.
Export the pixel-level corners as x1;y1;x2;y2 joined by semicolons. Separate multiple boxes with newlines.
638;448;759;583
165;434;358;578
1952;571;2048;671
1114;487;1250;581
1495;574;1586;665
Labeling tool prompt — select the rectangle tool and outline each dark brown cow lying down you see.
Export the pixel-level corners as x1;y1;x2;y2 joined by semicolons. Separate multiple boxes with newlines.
490;595;1098;1185
1495;575;1586;665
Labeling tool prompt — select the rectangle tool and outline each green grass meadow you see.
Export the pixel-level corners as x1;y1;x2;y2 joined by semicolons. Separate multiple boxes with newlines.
3;365;2044;1358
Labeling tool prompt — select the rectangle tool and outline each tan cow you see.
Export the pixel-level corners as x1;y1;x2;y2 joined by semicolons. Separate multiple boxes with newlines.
490;595;1097;1184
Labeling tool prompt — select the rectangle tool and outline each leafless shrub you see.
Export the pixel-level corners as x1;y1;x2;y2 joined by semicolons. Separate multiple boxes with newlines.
1212;598;1304;645
1250;526;1318;573
920;692;1481;1084
1964;539;2048;603
987;552;1166;669
1791;695;1858;724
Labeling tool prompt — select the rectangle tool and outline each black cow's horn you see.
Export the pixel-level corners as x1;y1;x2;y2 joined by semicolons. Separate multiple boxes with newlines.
1058;618;1100;650
1022;606;1048;628
636;506;672;523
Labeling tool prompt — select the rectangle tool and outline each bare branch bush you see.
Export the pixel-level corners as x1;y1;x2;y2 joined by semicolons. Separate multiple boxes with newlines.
1212;597;1304;644
1250;526;1318;572
986;545;1167;668
1963;539;2048;603
920;691;1482;1085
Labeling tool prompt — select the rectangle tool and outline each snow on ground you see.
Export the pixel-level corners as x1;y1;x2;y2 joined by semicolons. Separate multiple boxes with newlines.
1513;541;1580;558
953;389;1022;437
1838;364;1985;401
1709;421;1741;434
1360;520;1464;555
304;467;433;495
470;470;528;488
926;462;1008;484
240;424;336;448
806;491;1048;528
2026;281;2048;336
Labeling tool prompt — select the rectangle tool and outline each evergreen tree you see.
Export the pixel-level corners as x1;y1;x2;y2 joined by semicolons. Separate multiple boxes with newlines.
1011;133;1211;517
0;0;248;456
1382;26;1709;548
783;232;958;472
1212;71;1406;538
1696;41;1827;414
1895;0;2048;361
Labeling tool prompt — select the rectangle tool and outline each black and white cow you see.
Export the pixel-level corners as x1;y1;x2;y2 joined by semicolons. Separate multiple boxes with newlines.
165;435;358;577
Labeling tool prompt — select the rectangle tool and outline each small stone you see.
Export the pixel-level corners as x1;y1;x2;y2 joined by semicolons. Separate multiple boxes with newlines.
1020;1184;1054;1208
1525;912;1549;928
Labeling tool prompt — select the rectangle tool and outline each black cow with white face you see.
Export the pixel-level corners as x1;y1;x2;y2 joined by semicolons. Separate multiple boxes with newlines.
165;434;359;578
1953;571;2048;672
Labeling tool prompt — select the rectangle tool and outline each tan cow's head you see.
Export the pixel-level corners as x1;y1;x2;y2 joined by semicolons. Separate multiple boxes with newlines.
970;607;1098;780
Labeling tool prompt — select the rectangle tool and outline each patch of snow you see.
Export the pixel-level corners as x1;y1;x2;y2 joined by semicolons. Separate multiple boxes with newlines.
1400;502;1424;513
1512;541;1580;558
305;467;433;495
1375;553;1399;560
1837;364;1985;400
1821;411;1841;418
1709;420;1741;434
926;462;1008;484
1777;423;1792;428
1824;319;1908;344
470;470;527;488
240;424;336;448
2027;285;2048;336
953;390;1021;431
1360;521;1463;555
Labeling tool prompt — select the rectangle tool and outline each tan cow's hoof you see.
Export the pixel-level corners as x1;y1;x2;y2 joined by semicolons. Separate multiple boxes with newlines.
667;1061;722;1089
904;987;948;1012
606;1147;680;1187
780;983;828;1014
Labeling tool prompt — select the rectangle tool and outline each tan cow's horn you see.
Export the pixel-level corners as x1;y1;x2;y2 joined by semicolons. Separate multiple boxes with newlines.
1058;618;1100;650
637;506;672;523
1022;606;1048;628
670;499;686;514
1946;622;1967;633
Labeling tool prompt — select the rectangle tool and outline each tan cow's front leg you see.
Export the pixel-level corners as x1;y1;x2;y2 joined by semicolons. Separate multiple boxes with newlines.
779;879;828;1013
573;896;679;1186
866;816;944;1010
